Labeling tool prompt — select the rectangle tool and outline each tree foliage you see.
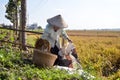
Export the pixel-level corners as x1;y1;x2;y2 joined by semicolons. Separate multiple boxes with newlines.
5;0;21;23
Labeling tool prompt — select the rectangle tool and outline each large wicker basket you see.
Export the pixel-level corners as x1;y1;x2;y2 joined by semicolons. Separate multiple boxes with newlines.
32;49;57;67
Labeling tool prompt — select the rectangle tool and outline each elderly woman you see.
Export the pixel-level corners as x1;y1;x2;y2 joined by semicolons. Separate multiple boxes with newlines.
41;15;72;66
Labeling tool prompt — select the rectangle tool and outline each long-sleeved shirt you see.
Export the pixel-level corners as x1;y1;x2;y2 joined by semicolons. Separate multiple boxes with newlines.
41;24;69;48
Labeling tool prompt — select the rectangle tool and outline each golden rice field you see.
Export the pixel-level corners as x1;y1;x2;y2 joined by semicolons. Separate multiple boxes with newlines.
70;36;120;79
68;30;120;80
27;30;120;80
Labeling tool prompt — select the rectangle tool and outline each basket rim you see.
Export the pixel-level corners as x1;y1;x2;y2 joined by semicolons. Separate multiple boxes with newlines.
34;49;58;58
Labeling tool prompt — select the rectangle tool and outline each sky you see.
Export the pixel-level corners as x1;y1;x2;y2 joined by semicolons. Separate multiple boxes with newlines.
0;0;120;30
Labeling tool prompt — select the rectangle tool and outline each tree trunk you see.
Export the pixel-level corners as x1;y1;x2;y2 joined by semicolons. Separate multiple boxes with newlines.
14;9;18;42
21;0;27;50
13;14;16;41
15;6;18;36
19;10;22;49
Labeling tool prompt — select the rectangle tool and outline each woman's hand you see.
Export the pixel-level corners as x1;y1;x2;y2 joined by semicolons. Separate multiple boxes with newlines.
67;38;72;43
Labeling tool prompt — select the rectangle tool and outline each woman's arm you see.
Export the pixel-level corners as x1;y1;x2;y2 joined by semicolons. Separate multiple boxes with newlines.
61;30;72;43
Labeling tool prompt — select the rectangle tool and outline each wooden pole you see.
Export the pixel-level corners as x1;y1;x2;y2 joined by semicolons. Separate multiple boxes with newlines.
0;27;43;34
21;0;27;50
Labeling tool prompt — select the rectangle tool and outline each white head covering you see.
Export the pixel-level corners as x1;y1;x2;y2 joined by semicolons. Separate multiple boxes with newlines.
47;15;68;28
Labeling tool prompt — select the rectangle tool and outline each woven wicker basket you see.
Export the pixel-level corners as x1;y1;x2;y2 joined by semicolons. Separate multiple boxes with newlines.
33;49;57;67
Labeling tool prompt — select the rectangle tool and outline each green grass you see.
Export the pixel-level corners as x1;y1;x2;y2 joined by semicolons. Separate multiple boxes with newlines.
0;46;85;80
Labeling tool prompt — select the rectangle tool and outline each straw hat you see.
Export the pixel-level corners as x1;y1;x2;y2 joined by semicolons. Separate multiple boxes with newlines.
47;15;68;28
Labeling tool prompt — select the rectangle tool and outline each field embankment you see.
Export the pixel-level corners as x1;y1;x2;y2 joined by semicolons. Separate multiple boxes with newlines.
67;30;120;37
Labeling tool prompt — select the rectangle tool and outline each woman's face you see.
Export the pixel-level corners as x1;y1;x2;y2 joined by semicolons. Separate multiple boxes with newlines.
53;26;60;32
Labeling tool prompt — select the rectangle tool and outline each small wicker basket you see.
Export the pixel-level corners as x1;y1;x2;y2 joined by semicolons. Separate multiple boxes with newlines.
33;49;57;67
